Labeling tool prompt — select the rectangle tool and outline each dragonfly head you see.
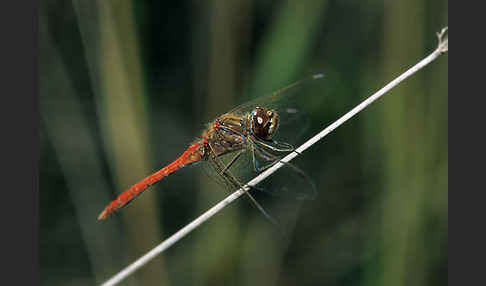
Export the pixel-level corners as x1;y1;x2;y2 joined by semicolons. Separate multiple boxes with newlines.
250;106;279;140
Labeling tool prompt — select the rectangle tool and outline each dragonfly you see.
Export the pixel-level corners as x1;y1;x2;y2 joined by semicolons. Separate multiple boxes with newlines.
97;73;324;222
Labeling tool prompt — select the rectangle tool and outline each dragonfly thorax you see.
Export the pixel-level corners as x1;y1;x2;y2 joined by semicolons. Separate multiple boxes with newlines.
249;106;279;141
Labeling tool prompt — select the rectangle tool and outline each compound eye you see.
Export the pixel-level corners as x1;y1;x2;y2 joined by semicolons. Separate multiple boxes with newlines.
251;107;270;139
250;107;280;140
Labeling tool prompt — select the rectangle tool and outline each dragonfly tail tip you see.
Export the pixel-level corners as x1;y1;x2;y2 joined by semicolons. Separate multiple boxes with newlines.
97;210;108;221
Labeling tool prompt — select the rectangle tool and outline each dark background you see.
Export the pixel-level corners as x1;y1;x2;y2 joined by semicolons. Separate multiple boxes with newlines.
40;0;448;285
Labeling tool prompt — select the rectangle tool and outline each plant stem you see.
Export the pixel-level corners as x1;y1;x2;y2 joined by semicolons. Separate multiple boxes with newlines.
100;26;448;286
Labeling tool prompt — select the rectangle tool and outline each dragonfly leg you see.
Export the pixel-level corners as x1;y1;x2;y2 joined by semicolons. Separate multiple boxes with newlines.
252;143;300;173
253;145;317;199
255;139;295;153
219;149;244;176
207;143;278;225
251;144;278;172
254;139;304;166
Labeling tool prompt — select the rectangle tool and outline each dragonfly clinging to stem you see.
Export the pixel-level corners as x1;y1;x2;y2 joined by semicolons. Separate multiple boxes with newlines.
98;73;325;222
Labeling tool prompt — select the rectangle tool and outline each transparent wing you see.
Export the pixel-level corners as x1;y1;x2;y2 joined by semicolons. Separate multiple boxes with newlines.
227;73;324;116
200;142;316;233
251;142;317;200
204;143;278;225
228;74;324;147
205;143;316;201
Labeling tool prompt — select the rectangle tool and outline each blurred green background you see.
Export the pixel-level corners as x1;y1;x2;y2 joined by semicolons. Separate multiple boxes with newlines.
40;0;448;285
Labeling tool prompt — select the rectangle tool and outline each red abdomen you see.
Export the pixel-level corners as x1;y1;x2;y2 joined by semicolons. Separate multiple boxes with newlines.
98;143;205;220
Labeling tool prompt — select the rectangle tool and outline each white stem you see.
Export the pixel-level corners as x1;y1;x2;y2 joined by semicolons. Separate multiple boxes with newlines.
100;27;448;286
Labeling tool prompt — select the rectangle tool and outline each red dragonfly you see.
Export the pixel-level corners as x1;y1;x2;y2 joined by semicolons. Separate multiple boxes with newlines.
98;74;324;221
